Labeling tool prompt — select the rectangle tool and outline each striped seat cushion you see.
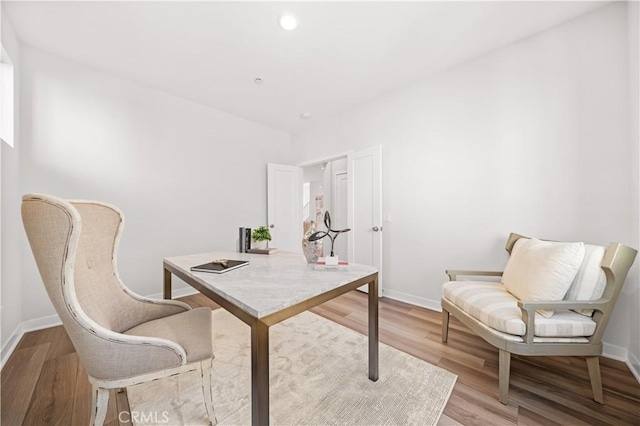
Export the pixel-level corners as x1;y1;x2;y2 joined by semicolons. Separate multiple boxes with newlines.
442;281;596;337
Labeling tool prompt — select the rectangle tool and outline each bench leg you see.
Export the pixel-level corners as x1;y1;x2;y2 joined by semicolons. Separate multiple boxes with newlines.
499;349;511;404
586;356;604;404
441;309;450;343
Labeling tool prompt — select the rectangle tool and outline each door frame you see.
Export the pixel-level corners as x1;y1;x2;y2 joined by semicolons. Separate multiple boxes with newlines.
296;151;351;169
347;145;383;296
298;152;349;238
332;170;349;260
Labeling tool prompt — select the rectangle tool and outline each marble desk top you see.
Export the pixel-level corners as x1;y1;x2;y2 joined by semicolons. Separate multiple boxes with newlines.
164;251;378;319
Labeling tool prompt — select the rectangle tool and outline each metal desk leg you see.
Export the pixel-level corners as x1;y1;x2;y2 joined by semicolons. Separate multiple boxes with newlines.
163;268;172;299
369;274;379;381
251;320;270;425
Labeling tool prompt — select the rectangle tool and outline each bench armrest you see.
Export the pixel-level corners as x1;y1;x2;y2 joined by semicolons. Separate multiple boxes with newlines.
517;298;607;343
517;299;607;311
445;270;503;281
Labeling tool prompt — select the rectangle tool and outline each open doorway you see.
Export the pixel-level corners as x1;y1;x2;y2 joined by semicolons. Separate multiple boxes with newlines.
269;145;381;295
302;157;348;260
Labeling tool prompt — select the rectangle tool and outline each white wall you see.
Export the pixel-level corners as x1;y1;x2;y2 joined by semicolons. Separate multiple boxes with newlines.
309;181;323;222
628;0;640;378
19;46;292;321
1;10;22;351
293;4;635;350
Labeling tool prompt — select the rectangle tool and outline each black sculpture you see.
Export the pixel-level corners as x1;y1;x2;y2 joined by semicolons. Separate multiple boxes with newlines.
308;211;351;257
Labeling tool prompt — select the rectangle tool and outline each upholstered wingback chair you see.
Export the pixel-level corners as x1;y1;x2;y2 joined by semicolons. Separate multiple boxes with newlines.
441;233;636;405
21;194;217;426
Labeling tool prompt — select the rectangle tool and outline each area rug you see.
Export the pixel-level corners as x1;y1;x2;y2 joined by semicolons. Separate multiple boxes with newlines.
127;309;457;425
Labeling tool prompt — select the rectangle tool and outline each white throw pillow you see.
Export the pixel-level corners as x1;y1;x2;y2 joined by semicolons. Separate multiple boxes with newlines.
564;244;607;316
502;238;585;318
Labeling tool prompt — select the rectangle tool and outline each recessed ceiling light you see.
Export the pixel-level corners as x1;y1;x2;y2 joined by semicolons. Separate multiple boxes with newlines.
279;14;298;31
300;112;311;119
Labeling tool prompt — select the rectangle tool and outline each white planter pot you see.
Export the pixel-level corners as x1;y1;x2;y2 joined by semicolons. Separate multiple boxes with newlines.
253;240;267;250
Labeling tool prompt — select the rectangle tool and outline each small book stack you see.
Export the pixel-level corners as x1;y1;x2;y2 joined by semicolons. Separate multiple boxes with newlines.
247;248;278;255
314;258;349;270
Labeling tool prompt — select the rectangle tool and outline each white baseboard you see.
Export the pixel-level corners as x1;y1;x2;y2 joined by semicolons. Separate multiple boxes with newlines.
146;286;199;301
627;350;640;384
23;313;63;332
0;288;199;370
1;313;65;368
382;289;442;312
602;342;628;362
1;323;24;368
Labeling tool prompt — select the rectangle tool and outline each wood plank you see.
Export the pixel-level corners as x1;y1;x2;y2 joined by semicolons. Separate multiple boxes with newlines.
510;374;639;425
516;406;563;426
104;388;119;424
507;384;597;426
0;343;50;426
23;352;78;425
438;357;502;400
17;325;76;361
71;357;93;426
438;413;464;425
448;381;518;423
116;388;132;426
444;391;516;425
179;294;220;310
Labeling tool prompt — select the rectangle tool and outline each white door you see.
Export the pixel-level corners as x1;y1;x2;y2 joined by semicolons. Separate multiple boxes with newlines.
267;164;303;253
333;172;348;260
348;146;382;295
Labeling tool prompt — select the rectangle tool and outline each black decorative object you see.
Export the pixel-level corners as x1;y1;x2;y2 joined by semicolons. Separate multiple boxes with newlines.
308;211;351;257
239;227;249;253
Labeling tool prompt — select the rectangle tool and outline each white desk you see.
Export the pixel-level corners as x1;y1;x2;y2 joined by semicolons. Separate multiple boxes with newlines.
163;251;379;426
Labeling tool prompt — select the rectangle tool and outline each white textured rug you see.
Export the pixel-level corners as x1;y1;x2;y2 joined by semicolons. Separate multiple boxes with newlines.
127;309;457;425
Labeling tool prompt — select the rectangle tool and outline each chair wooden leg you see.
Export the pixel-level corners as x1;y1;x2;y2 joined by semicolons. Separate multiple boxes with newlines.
499;349;511;404
90;386;109;426
442;309;450;343
201;359;218;425
586;356;604;404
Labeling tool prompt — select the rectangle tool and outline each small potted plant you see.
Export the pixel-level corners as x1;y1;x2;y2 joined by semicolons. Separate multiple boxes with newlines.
252;226;272;249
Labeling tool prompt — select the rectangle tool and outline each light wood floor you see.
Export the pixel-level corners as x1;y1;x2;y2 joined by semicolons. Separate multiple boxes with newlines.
2;291;639;425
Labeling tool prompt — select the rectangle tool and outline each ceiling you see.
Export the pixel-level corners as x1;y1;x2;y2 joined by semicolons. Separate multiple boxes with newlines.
5;1;608;133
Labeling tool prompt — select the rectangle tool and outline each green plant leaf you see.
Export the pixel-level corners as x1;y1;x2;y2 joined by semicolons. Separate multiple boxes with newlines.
252;226;272;241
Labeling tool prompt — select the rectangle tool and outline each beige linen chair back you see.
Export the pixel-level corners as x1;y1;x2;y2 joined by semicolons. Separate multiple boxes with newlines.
22;193;217;426
73;202;137;331
22;195;184;380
